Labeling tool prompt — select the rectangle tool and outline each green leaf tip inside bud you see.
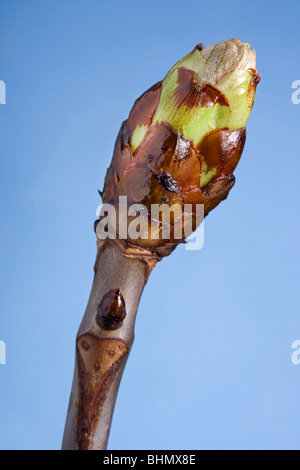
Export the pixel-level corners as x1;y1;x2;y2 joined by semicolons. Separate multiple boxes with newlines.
153;38;260;147
131;125;148;152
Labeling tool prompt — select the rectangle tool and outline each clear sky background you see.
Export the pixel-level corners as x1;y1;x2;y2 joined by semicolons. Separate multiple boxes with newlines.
0;0;300;451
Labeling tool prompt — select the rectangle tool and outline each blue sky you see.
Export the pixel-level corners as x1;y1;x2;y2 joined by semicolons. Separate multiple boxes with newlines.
0;0;300;450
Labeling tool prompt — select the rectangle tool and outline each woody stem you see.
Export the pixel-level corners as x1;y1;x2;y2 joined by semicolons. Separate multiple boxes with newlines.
62;239;159;450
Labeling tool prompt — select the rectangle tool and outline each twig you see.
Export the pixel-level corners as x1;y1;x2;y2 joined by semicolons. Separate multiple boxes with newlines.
62;239;161;450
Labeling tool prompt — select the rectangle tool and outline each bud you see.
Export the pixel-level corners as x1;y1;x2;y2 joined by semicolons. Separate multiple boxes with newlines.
101;39;260;253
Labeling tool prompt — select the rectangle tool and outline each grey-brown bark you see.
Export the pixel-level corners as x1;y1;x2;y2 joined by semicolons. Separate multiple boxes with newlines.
62;240;159;450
